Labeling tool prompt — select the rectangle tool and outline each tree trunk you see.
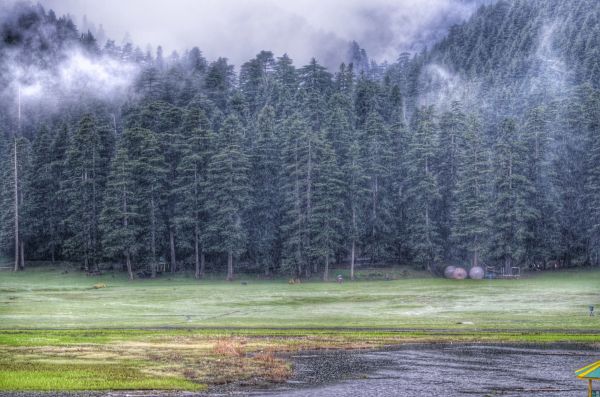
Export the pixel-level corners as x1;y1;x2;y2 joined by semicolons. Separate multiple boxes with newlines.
200;250;205;278
126;252;133;280
323;255;329;282
150;196;157;278
169;229;176;273
194;229;200;279
19;242;25;270
307;137;313;275
473;250;479;268
13;138;19;272
350;239;356;281
226;250;233;281
504;256;512;275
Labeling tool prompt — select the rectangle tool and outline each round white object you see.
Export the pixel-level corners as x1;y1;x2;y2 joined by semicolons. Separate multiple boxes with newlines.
469;266;485;280
444;266;456;279
452;267;468;280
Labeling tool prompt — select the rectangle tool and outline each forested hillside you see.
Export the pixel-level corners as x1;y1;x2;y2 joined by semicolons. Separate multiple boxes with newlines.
1;0;600;279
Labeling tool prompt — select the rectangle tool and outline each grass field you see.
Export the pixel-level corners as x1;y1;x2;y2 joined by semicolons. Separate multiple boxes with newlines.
1;266;600;330
1;266;599;391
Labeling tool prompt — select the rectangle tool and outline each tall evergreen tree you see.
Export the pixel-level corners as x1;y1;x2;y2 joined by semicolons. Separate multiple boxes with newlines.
311;139;344;281
488;119;537;273
583;89;600;266
280;115;313;277
206;115;250;280
361;111;393;264
248;106;282;275
406;107;441;269
175;108;214;278
0;136;30;271
62;115;114;271
437;102;467;260
23;126;54;260
452;115;489;267
100;145;138;280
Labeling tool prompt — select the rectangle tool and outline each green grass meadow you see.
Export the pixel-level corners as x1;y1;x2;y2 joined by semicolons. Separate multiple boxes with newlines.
1;266;600;391
1;266;600;330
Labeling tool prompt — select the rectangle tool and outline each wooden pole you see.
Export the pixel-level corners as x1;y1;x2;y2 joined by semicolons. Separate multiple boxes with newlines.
589;379;593;397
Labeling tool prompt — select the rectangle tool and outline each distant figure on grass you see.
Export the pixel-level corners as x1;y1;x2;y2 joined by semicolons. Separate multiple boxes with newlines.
337;274;343;284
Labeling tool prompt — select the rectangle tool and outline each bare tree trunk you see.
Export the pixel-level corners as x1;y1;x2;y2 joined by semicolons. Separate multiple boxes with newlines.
226;250;233;281
123;182;131;280
150;196;157;278
200;250;205;278
294;138;302;277
194;227;200;279
323;255;329;281
351;207;356;280
126;252;133;280
169;229;176;273
505;256;512;275
473;250;479;268
13;138;19;272
307;137;313;275
19;242;24;270
350;239;356;281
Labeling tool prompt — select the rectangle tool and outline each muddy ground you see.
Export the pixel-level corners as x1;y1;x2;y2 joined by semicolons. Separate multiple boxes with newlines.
1;344;598;397
259;344;599;396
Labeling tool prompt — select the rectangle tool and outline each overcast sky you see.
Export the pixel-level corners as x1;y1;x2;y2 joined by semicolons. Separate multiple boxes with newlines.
37;0;491;68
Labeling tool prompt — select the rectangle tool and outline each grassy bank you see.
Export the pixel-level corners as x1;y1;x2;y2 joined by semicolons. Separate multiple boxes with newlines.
1;267;599;391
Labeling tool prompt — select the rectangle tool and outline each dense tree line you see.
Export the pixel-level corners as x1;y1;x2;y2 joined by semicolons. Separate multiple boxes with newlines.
1;0;600;279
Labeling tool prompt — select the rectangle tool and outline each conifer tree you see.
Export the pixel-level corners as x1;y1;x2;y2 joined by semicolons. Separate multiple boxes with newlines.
344;140;369;279
311;139;344;281
452;115;489;267
176;108;214;278
48;124;70;261
437;102;467;260
389;107;411;264
522;107;554;265
488;119;537;273
100;145;137;280
0;136;30;271
583;90;600;265
361;111;393;263
248;106;282;274
280;115;312;277
406;107;441;269
206;115;250;280
23;126;54;260
63;115;114;272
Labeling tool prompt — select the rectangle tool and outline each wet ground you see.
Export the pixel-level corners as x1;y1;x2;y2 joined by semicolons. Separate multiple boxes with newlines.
1;345;597;397
257;345;599;397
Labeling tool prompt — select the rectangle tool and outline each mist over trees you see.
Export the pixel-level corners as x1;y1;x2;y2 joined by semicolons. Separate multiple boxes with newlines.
1;0;600;279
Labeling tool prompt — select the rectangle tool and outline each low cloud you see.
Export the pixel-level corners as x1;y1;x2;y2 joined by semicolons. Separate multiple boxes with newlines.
37;0;492;68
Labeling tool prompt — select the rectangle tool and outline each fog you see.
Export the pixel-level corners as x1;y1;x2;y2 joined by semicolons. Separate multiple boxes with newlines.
37;0;492;67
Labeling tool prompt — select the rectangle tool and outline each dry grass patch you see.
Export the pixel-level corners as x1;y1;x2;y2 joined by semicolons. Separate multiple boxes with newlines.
254;349;291;382
212;338;245;357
